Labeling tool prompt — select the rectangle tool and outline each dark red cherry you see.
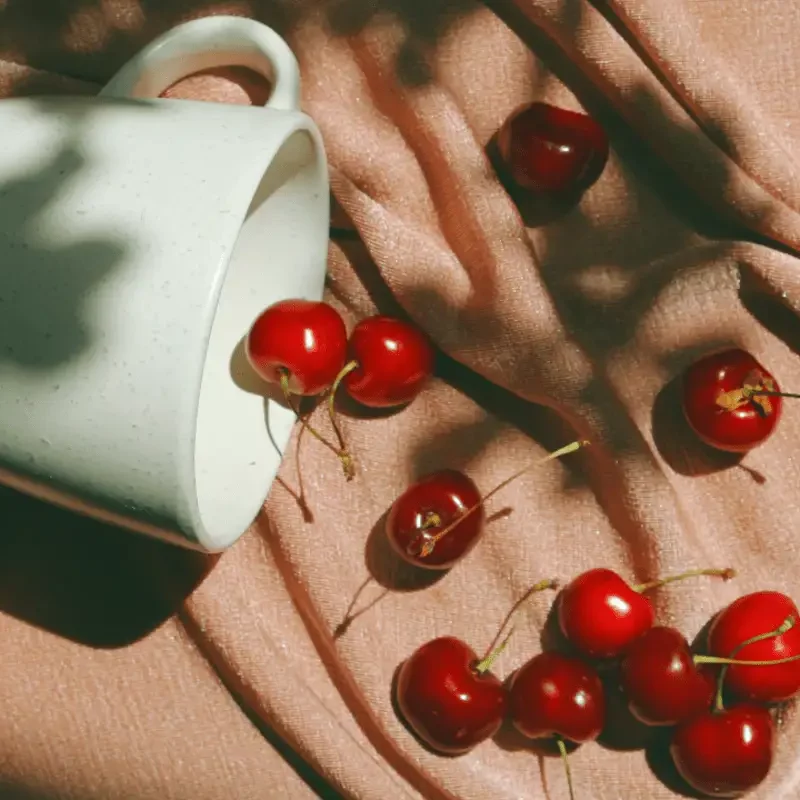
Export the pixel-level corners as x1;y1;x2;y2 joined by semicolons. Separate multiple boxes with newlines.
496;102;609;196
395;636;507;755
508;651;605;743
671;705;774;797
246;299;347;396
343;316;434;408
386;470;483;570
620;626;716;726
708;591;800;703
682;349;782;452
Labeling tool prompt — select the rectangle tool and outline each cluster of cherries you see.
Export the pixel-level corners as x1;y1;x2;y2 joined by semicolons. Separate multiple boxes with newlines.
242;101;800;798
396;573;800;799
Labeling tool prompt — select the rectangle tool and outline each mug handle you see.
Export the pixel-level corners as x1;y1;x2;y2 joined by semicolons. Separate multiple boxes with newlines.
99;16;300;111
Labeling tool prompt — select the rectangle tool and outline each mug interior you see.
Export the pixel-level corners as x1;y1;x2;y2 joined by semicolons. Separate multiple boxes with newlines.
192;128;327;550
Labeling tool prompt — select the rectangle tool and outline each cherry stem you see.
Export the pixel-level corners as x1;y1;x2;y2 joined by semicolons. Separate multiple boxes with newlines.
633;567;736;594
712;615;795;712
326;359;359;468
418;440;590;559
279;370;355;481
556;737;575;800
746;390;800;400
474;626;515;674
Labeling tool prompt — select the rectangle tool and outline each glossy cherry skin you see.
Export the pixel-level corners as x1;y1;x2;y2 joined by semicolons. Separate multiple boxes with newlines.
386;470;484;570
671;705;774;797
509;651;605;743
620;626;716;726
558;568;654;659
343;316;434;408
708;591;800;703
496;102;609;196
395;637;507;755
682;349;782;453
246;299;347;396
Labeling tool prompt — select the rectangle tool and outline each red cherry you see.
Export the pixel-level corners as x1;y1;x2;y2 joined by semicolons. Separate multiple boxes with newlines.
620;626;716;726
385;441;589;571
496;102;609;197
558;568;654;659
395;636;507;755
386;470;483;570
341;316;434;409
509;651;606;743
671;705;774;797
682;349;783;453
708;591;800;703
558;567;734;659
246;299;347;396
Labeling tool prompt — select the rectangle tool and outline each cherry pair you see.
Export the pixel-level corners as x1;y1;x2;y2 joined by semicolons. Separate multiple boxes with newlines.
397;635;602;800
246;299;434;476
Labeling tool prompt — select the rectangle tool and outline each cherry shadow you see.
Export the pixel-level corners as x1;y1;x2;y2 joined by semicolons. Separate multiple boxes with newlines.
332;576;389;639
538;590;579;656
365;510;447;592
651;374;743;477
645;727;708;799
330;386;413;421
0;486;217;648
596;665;657;752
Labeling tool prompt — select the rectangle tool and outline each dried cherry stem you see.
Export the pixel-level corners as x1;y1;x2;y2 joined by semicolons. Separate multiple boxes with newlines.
326;360;359;469
632;567;736;594
418;439;590;559
746;389;800;400
279;370;354;481
711;615;796;712
556;737;576;800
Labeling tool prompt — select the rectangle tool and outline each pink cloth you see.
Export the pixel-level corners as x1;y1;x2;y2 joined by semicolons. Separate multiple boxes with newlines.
2;1;800;798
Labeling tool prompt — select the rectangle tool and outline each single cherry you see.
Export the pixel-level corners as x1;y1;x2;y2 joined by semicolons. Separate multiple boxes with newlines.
386;441;588;571
671;705;774;797
509;651;605;800
558;567;734;659
246;299;347;396
386;470;483;570
509;651;606;743
708;591;800;703
335;315;434;409
620;626;717;726
682;348;790;452
395;636;508;755
496;102;609;197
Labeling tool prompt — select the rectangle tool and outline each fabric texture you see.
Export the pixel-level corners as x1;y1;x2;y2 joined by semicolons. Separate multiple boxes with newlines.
2;1;800;798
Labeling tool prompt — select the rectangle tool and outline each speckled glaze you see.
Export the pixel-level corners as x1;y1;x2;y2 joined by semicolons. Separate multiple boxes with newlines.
0;18;330;552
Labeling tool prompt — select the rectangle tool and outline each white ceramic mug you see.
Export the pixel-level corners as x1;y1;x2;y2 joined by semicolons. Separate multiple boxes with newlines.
0;17;329;552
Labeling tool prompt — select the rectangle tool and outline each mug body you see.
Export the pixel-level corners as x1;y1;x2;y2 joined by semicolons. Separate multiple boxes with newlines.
0;94;329;551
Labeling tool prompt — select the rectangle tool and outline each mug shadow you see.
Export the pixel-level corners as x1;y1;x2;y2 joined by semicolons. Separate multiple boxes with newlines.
0;486;217;648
